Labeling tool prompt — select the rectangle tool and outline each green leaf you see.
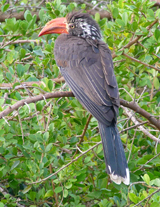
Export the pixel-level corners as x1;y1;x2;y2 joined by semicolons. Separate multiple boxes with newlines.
0;130;5;136
65;182;72;189
48;79;53;91
154;29;160;41
0;99;4;106
11;160;20;171
45;143;53;152
1;4;9;12
0;202;4;207
129;193;138;203
147;9;155;18
39;9;45;21
20;48;26;59
5;18;16;31
156;9;160;18
33;49;44;57
22;186;32;194
132;21;138;31
6;72;12;81
28;14;37;29
122;12;128;26
81;4;86;10
153;77;159;89
63;189;68;198
19;21;28;35
15;92;21;100
150;178;160;187
143;174;150;185
116;19;125;27
16;64;25;77
36;102;43;111
84;156;91;163
0;137;5;141
44;190;53;198
151;203;160;207
49;123;55;132
95;12;100;22
54;186;63;193
112;8;119;18
7;51;14;64
4;194;10;199
24;10;32;22
43;132;49;141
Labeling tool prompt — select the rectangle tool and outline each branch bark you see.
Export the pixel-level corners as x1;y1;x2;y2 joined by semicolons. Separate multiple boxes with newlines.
87;10;112;19
122;106;160;143
123;53;160;72
0;91;159;130
0;11;39;22
120;99;160;130
0;10;111;23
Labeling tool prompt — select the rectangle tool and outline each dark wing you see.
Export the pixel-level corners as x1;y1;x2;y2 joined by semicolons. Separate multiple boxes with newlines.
54;34;119;126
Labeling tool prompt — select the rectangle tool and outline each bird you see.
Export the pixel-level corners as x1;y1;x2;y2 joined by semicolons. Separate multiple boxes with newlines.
39;11;130;185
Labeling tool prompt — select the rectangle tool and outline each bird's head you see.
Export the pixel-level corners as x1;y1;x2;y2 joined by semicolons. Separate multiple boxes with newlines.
39;11;102;40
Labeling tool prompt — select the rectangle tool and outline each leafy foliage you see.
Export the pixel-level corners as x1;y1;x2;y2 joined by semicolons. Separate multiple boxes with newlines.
0;0;160;206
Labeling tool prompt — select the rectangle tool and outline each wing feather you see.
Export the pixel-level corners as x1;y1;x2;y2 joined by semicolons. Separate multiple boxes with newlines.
54;34;119;125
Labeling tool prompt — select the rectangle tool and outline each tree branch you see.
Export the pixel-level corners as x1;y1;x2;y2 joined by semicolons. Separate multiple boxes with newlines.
87;10;112;19
112;19;159;59
122;106;160;143
123;53;160;72
133;188;160;207
0;11;40;22
120;99;160;130
0;91;159;130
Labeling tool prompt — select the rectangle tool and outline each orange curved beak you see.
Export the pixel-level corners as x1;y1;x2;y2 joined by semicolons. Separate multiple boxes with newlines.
38;17;68;37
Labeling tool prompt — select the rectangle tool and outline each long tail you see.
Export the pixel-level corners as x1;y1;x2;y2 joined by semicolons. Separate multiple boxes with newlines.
98;122;130;185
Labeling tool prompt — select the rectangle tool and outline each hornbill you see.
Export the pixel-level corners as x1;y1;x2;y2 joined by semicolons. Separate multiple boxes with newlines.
39;11;130;185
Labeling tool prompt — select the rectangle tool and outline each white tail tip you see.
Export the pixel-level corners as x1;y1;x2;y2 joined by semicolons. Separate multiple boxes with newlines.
108;166;130;185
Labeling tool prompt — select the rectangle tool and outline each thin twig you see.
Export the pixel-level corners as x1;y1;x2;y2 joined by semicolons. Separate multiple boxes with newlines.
136;85;147;103
28;141;102;185
133;152;160;173
45;103;52;132
49;164;59;206
123;53;160;72
112;19;159;59
133;188;160;207
120;121;148;133
127;129;137;162
122;106;160;143
80;114;92;144
17;110;24;144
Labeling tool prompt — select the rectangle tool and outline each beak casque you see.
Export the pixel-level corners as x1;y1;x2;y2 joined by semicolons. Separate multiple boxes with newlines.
38;17;68;37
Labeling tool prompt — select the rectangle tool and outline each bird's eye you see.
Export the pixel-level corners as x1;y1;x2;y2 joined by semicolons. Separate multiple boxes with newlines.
69;24;75;29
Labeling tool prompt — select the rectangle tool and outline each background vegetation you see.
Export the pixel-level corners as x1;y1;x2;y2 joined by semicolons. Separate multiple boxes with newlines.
0;0;160;206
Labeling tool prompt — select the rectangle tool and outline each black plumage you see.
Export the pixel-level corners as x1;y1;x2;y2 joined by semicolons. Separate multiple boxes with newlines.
39;11;130;185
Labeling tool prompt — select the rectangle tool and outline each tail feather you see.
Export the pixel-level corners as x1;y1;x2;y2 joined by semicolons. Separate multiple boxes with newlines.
98;122;130;185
